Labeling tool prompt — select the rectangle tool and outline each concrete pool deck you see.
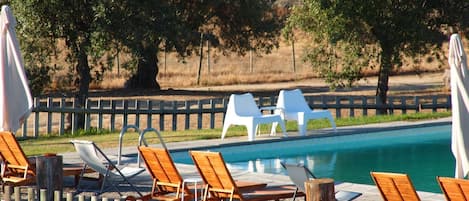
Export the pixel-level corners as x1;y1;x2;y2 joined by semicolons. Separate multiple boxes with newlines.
60;117;451;200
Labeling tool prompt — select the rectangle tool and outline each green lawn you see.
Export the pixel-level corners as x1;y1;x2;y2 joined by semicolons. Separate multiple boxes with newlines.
20;111;451;156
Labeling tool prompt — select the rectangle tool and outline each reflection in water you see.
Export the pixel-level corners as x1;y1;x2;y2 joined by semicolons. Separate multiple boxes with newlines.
307;153;337;177
232;140;452;193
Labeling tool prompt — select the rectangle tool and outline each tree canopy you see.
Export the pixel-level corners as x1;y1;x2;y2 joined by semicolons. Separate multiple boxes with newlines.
285;0;469;113
103;1;285;89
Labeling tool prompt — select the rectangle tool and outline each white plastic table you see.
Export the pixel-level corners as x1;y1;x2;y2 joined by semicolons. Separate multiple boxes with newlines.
182;177;204;201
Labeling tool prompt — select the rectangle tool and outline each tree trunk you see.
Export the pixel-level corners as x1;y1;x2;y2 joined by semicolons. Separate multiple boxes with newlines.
135;42;160;89
376;44;392;115
75;46;91;129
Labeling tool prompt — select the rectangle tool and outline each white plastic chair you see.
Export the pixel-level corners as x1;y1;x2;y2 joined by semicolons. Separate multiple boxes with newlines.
273;89;336;136
70;140;144;196
221;93;287;141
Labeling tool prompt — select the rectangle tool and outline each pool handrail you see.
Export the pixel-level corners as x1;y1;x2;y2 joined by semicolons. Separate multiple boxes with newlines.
117;125;141;166
137;127;167;167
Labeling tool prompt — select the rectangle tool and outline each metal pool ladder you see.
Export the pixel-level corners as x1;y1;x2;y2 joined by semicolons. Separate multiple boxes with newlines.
137;128;167;167
117;125;140;166
117;125;167;167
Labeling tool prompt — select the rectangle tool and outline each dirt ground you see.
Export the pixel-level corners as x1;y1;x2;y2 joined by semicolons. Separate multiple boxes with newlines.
84;71;449;101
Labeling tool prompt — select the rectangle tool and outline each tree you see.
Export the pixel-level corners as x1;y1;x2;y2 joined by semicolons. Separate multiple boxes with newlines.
103;1;284;89
12;0;111;128
285;0;467;114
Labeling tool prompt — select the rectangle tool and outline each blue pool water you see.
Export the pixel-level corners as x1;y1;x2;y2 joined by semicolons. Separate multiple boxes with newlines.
171;124;454;193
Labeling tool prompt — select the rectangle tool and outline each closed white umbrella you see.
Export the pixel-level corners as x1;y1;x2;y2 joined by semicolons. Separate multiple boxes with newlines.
449;33;469;178
0;5;33;132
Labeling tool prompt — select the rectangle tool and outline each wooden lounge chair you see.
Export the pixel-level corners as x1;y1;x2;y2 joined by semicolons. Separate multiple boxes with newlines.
437;176;469;201
0;131;36;186
138;146;194;201
0;131;93;187
190;150;300;201
370;172;421;201
138;147;268;201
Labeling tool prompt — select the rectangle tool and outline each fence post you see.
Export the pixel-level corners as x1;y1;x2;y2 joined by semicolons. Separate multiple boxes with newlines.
66;192;73;201
54;190;61;201
123;100;129;128
39;189;47;201
34;98;40;137
197;100;203;129
28;187;34;201
159;101;165;131
210;100;216;129
146;100;153;129
349;97;354;117
36;155;63;201
270;95;276;107
85;99;91;131
98;99;104;129
47;98;53;134
172;101;178;131
221;98;228;126
389;97;394;115
22;115;28;137
415;97;420;113
432;96;438;112
3;185;10;201
335;97;341;118
59;98;65;135
401;97;407;114
71;98;77;135
362;96;368;116
447;95;451;111
185;101;191;130
13;186;19;201
110;100;117;132
135;101;141;128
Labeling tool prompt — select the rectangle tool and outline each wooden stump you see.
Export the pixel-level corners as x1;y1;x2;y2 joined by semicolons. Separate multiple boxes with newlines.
36;154;63;201
304;178;335;201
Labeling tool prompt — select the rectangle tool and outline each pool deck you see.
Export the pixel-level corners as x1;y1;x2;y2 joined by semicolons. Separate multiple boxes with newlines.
60;117;451;200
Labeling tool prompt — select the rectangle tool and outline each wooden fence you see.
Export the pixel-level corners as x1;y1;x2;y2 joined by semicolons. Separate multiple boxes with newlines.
1;186;135;201
17;94;452;137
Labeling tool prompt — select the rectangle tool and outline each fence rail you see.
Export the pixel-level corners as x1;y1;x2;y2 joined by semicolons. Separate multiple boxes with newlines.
18;94;451;137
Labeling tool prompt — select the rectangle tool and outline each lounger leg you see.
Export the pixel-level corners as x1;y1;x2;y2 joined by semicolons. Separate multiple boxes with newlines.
278;121;287;137
270;122;278;136
247;124;256;141
202;184;209;201
221;123;231;140
298;113;306;136
292;187;299;201
325;113;337;132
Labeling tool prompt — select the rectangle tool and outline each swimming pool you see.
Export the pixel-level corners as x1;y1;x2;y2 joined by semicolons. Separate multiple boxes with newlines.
171;123;453;193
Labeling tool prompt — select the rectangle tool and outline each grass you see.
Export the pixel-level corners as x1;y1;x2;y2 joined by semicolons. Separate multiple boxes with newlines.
19;111;452;156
